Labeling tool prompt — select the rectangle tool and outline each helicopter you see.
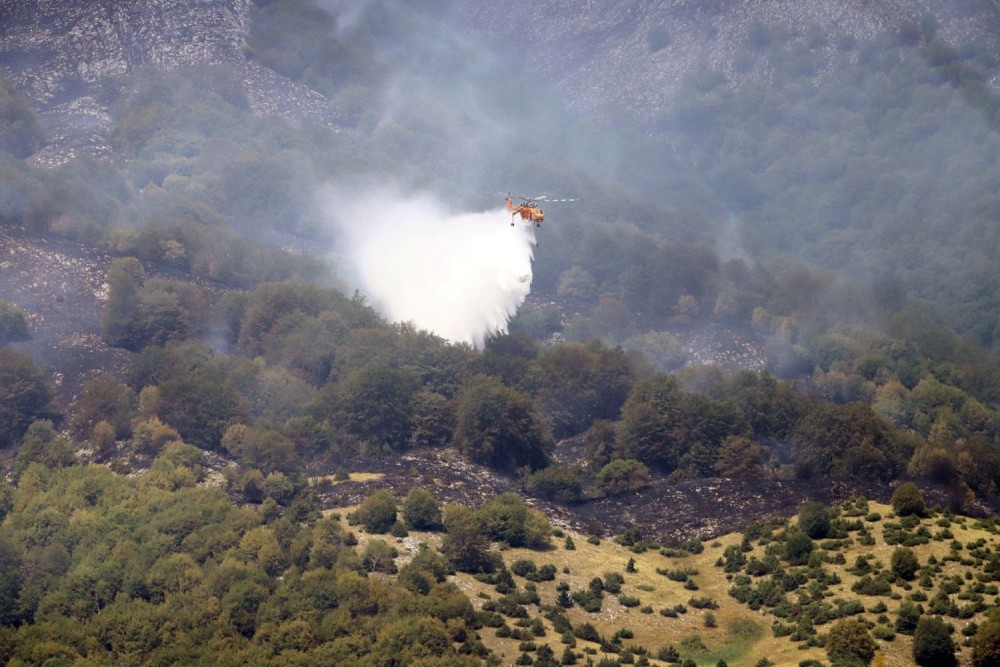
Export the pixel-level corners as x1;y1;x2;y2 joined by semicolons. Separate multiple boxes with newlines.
505;192;578;227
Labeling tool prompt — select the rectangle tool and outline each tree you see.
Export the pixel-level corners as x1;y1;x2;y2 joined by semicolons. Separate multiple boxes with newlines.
71;373;136;440
352;489;397;534
453;375;551;473
332;364;421;451
596;459;651;496
971;619;1000;667
101;257;146;349
713;435;765;478
402;487;442;530
441;503;492;573
891;482;926;517
477;493;551;549
792;402;909;481
525;466;584;503
0;348;57;447
784;528;814;566
798;501;831;539
890;546;920;580
0;301;29;346
615;375;686;472
14;419;75;481
912;616;956;666
0;72;45;157
826;618;877;666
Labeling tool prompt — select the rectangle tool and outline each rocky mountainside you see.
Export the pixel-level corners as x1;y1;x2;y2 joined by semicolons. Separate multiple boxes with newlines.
456;0;1000;122
3;0;1000;164
0;0;340;166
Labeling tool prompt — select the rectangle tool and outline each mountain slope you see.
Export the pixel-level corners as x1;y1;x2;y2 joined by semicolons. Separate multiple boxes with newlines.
456;0;1000;123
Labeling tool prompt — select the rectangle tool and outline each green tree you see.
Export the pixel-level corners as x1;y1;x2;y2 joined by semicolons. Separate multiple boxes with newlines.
891;482;926;517
784;528;814;566
71;373;136;440
596;459;651;496
352;489;397;534
101;257;147;349
14;419;75;481
798;501;831;539
912;615;956;666
890;546;920;580
453;375;551;473
477;493;551;549
441;503;492;573
0;301;29;345
402;487;442;530
525;466;584;503
793;402;909;480
826;618;877;666
0;72;45;157
713;435;765;477
971;619;1000;667
0;348;57;447
331;364;421;451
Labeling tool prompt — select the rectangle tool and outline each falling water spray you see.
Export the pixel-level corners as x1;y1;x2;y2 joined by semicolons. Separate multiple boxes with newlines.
324;189;535;347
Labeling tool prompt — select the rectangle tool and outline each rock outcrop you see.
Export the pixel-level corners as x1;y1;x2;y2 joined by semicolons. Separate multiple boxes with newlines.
0;0;340;166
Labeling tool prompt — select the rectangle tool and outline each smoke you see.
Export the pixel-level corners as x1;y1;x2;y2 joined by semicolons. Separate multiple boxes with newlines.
323;188;535;347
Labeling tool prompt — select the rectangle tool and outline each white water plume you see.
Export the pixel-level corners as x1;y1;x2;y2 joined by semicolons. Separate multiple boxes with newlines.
324;190;535;347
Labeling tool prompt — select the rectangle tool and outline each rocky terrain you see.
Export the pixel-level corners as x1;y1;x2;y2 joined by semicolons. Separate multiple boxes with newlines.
5;0;1000;165
0;0;340;166
0;226;129;410
456;0;1000;122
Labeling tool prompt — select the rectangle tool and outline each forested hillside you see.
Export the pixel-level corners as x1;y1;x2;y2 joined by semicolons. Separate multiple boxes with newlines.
2;0;1000;665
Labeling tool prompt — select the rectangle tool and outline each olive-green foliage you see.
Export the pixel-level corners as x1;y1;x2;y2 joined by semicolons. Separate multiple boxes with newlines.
441;503;492;573
797;501;831;539
890;546;920;580
912;615;956;666
533;341;635;439
784;528;814;566
0;348;57;447
0;301;29;346
454;375;551;473
71;373;136;440
0;464;482;665
792;402;910;481
616;374;745;475
891;482;927;517
525;465;584;503
402;487;442;530
0;73;44;157
477;493;552;549
352;489;397;534
14;419;75;481
825;618;877;666
101;258;207;351
971;619;1000;667
596;459;651;496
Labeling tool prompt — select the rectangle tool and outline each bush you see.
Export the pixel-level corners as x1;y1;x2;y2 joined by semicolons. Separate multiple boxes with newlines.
798;501;832;539
825;618;877;666
892;482;927;517
402;487;442;530
891;546;920;580
913;615;956;666
352;489;397;533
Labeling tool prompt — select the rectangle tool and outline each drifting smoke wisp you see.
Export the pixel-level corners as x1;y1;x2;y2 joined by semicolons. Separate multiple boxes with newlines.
325;190;535;347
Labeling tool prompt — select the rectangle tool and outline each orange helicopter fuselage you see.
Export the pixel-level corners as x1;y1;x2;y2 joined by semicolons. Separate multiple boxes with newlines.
506;195;544;224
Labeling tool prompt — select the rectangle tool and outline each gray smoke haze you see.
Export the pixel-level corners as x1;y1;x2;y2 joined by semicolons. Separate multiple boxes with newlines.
322;187;535;347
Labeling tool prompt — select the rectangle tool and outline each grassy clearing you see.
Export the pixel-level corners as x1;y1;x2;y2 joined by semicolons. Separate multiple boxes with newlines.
335;491;1000;667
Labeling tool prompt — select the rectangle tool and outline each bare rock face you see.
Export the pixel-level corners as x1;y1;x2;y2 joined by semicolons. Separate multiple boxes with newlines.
0;0;339;166
455;0;1000;123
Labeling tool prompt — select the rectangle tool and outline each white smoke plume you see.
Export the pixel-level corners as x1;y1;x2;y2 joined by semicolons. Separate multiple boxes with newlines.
323;189;535;347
